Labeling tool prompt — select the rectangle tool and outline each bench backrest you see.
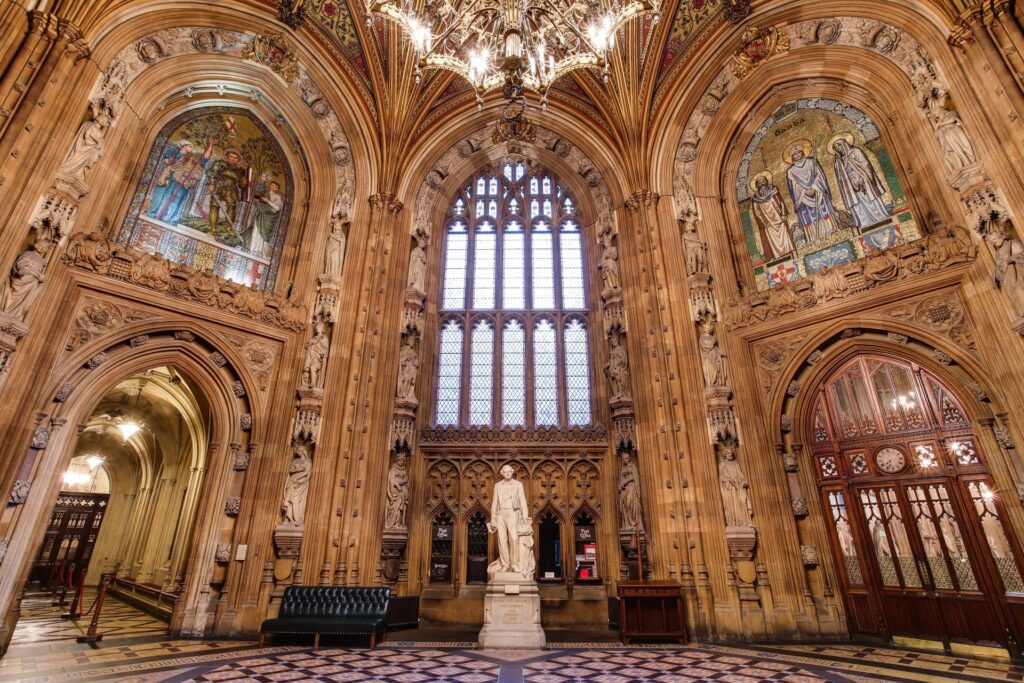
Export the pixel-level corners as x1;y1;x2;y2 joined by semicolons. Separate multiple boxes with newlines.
280;586;391;619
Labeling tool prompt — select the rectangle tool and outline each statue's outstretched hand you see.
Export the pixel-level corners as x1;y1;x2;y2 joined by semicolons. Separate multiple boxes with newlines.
486;522;496;534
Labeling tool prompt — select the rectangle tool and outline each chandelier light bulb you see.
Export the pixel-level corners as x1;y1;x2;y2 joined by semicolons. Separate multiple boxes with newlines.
85;455;105;470
409;18;431;54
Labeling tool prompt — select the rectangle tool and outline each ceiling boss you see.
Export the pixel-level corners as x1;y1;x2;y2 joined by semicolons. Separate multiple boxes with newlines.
367;0;659;131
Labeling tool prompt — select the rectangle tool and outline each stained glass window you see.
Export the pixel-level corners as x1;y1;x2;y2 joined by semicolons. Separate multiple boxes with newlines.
434;165;591;428
436;319;464;425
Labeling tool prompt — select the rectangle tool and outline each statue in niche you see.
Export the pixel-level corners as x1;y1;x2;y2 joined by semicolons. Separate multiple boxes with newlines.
605;332;630;401
396;334;419;401
281;444;312;525
987;226;1024;318
598;228;621;292
406;231;428;293
302;321;329;388
618;452;644;532
57;99;115;185
486;464;533;577
0;238;50;321
324;212;347;277
925;90;978;177
681;214;708;275
383;452;409;530
698;318;728;388
718;440;753;527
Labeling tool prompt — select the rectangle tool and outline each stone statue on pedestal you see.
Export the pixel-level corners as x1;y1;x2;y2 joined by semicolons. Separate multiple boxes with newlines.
478;462;545;649
487;464;532;578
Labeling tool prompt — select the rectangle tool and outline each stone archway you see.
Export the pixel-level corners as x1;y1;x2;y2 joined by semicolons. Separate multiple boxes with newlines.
0;325;258;652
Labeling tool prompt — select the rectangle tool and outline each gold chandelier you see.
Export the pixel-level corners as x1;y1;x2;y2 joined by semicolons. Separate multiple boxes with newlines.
367;0;659;110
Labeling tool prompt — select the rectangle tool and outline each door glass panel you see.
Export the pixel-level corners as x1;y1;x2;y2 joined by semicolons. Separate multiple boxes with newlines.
829;491;864;585
968;481;1024;594
908;484;978;591
860;489;916;587
879;488;921;587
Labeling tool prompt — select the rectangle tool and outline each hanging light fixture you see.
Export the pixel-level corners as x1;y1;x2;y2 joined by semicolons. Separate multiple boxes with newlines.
368;0;659;130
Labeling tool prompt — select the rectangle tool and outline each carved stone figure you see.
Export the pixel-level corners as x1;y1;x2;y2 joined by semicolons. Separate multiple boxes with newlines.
814;266;849;301
0;239;49;321
56;99;115;185
698;318;728;387
131;252;171;290
618;452;644;532
281;444;312;525
598;230;621;292
718;440;753;527
487;464;531;575
681;215;708;275
324;213;347;277
8;479;30;505
406;232;428;293
396;335;419;401
383;452;409;530
925;91;978;177
987;227;1024;318
64;229;112;272
605;332;630;401
862;246;900;284
302;321;329;388
187;269;219;304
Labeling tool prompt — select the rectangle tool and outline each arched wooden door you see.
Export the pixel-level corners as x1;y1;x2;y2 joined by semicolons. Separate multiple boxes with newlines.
809;354;1024;654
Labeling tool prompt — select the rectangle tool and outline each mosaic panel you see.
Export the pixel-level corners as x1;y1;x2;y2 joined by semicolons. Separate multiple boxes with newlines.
120;107;292;290
736;99;920;291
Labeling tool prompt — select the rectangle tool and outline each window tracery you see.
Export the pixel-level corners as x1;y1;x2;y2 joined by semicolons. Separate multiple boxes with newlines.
433;163;592;429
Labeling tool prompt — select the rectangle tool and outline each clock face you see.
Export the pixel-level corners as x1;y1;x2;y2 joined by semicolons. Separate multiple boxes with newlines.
875;447;906;474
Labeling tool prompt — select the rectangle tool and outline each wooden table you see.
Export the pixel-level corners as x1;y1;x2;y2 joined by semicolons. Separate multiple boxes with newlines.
617;580;686;644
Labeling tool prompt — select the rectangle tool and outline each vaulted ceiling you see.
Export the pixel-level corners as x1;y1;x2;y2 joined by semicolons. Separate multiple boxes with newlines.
296;0;735;188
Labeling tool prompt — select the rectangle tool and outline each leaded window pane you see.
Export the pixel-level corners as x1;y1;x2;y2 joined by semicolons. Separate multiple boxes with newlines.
436;320;463;425
469;320;494;425
564;319;591;426
502;320;526;426
532;225;555;310
473;222;496;309
534;319;558;426
560;222;585;310
442;222;468;309
503;222;525;309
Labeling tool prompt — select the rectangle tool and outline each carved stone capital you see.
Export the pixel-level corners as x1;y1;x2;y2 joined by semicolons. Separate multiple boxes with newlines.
725;525;757;562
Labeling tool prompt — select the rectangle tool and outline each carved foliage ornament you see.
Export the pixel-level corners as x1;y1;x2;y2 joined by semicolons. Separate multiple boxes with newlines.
731;26;791;79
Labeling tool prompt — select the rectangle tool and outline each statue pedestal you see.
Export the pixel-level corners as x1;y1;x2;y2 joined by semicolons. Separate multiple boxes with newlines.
478;573;545;649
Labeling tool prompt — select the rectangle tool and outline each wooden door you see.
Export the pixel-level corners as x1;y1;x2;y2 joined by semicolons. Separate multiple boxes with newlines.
809;355;1024;655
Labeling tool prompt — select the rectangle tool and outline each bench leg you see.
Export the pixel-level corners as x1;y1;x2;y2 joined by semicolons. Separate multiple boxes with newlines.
258;633;265;648
313;633;320;650
370;633;376;650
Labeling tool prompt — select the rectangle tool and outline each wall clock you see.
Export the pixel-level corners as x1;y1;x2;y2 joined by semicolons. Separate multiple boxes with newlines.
875;447;906;474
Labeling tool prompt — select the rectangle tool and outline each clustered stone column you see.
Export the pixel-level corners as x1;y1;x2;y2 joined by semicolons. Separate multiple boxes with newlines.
377;228;426;582
677;206;759;596
596;211;648;578
272;206;349;560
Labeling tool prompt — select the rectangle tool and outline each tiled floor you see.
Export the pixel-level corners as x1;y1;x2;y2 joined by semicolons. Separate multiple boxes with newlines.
3;589;1023;682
